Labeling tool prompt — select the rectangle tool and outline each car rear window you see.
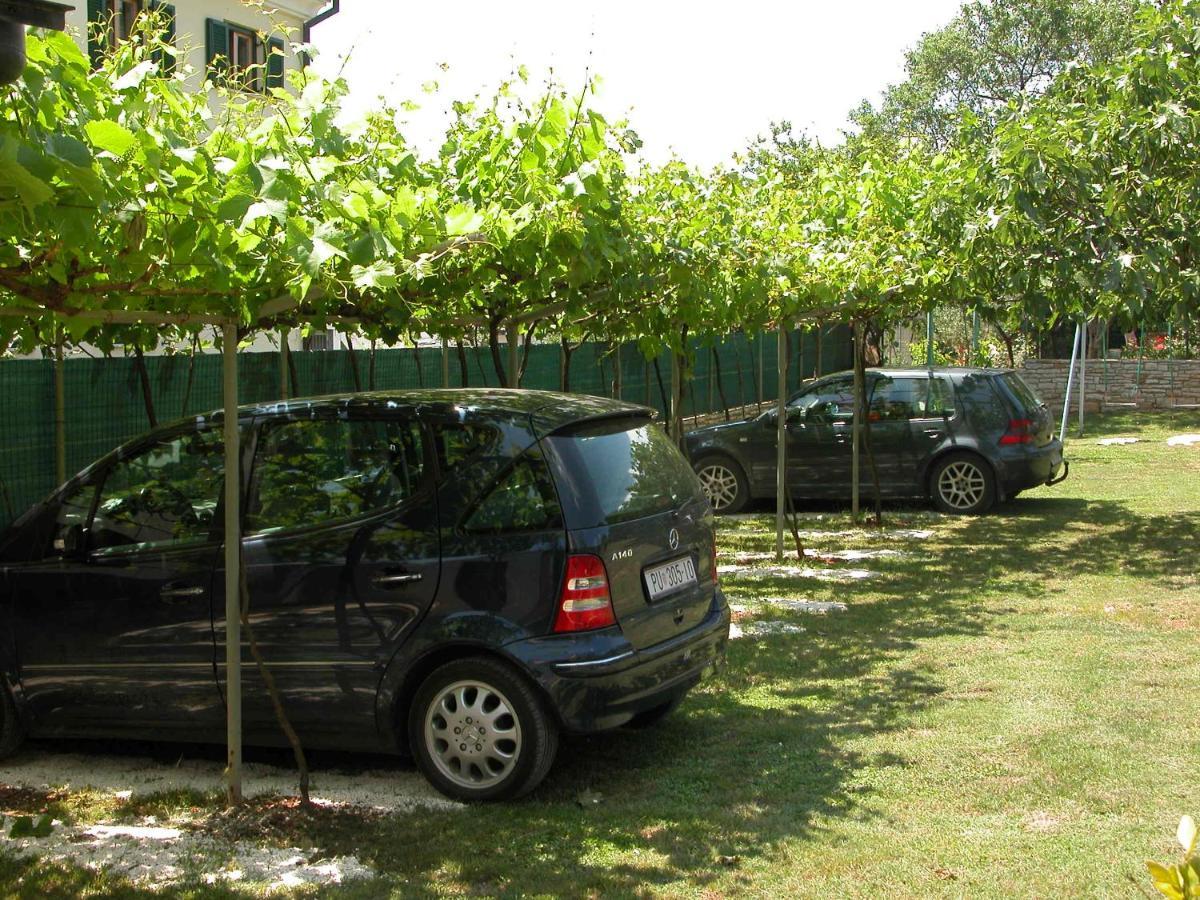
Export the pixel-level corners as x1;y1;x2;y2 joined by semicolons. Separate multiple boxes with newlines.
545;418;703;529
1000;373;1044;415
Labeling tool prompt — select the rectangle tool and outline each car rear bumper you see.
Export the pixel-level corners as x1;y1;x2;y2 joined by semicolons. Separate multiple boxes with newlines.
505;593;731;732
996;440;1066;495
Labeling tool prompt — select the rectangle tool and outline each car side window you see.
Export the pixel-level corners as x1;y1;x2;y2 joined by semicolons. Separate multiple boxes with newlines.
246;417;426;535
790;377;856;423
49;480;98;556
462;449;562;535
926;377;957;418
90;429;225;553
869;376;929;421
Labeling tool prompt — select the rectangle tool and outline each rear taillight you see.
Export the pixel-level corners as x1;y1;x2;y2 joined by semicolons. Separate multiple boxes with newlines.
999;418;1034;445
553;555;616;633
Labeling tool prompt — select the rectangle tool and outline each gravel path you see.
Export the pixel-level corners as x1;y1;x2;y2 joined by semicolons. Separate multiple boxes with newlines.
0;751;458;813
0;749;462;890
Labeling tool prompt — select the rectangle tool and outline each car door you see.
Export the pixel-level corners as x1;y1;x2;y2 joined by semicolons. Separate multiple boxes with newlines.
8;425;227;739
784;375;855;496
220;408;440;750
863;374;924;494
908;374;961;486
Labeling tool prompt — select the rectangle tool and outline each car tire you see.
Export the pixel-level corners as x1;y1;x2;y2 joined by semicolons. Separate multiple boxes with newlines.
930;452;996;515
0;682;25;759
694;455;750;515
409;657;558;802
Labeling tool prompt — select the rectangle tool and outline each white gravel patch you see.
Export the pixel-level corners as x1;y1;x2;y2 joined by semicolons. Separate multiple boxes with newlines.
729;621;807;640
0;751;459;814
1166;434;1200;446
763;598;848;614
718;564;876;582
1096;437;1139;445
729;549;903;563
2;815;373;890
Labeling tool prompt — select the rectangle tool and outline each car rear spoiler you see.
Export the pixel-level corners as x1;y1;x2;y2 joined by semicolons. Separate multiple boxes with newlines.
532;404;656;440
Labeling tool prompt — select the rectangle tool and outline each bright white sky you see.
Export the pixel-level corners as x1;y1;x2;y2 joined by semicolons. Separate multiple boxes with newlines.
313;1;964;170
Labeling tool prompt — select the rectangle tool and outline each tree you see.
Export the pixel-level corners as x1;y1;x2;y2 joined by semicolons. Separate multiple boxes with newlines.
959;0;1200;332
851;0;1139;148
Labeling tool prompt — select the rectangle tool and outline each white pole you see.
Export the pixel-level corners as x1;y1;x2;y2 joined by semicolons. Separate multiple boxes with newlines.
1078;321;1087;436
222;322;242;805
775;327;787;560
1059;323;1082;442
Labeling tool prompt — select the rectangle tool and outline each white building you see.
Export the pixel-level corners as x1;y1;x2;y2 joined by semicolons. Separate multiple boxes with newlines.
63;1;335;93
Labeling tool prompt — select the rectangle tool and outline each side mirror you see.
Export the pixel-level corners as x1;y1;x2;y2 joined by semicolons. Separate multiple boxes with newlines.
786;406;807;424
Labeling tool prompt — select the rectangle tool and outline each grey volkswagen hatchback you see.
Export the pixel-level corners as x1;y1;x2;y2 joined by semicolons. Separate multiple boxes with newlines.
0;390;730;801
685;367;1067;515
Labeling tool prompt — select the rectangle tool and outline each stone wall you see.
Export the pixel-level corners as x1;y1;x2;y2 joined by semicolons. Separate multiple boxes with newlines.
1019;358;1200;415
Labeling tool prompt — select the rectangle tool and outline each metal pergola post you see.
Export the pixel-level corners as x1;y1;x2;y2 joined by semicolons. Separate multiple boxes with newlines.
775;327;787;561
851;320;863;522
441;337;450;388
54;327;66;485
221;322;243;804
1078;320;1087;437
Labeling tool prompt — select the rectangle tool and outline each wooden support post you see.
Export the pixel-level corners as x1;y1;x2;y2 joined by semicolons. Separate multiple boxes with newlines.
925;312;934;367
222;323;243;805
670;350;682;444
613;342;622;400
507;322;520;389
279;328;290;400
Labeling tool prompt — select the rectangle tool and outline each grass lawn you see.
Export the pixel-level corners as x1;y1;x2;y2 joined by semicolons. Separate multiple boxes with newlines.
1;410;1198;897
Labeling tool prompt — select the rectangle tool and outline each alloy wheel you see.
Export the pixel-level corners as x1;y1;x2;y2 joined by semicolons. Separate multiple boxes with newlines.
697;463;739;512
424;680;522;790
936;460;987;511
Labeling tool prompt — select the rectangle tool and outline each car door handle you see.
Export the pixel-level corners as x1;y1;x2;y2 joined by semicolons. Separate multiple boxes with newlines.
923;429;944;438
371;572;423;588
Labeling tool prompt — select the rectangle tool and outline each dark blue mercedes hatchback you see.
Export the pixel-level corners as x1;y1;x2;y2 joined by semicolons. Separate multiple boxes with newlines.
0;389;730;801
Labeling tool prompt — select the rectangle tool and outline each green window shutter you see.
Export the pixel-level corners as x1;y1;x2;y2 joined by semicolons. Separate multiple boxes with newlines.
205;18;229;81
266;36;285;90
86;0;105;67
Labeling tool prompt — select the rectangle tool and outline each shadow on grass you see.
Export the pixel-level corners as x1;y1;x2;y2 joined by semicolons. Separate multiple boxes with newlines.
2;493;1193;897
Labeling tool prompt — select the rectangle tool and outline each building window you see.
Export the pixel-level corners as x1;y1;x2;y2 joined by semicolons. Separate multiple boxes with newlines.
207;19;287;93
88;0;174;70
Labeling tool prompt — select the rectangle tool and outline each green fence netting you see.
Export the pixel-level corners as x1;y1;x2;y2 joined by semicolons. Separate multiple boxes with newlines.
0;327;850;529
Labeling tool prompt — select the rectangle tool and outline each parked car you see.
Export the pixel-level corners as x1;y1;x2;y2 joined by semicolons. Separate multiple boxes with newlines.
685;367;1067;516
0;389;729;801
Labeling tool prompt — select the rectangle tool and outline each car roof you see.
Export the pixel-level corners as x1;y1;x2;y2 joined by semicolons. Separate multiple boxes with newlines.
199;388;656;438
812;366;1014;380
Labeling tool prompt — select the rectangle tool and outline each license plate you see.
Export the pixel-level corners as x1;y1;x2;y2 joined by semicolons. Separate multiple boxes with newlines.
643;556;697;600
